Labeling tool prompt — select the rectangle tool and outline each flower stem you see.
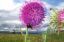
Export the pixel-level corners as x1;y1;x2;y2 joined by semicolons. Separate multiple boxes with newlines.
25;28;28;42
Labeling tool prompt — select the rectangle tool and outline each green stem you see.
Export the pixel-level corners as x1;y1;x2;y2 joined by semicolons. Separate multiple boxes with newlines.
25;28;28;42
44;34;47;42
42;30;47;42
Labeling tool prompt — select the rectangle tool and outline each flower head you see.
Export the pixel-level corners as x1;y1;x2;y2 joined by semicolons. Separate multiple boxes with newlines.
58;9;64;22
20;2;45;28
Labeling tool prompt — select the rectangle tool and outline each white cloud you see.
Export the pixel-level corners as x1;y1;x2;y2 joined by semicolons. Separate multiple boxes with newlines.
0;0;22;11
4;28;9;29
4;20;21;24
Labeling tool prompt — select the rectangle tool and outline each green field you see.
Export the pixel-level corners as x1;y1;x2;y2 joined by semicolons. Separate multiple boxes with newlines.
0;32;64;42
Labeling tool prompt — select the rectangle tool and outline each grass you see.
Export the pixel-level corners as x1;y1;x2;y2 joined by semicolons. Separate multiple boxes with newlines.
0;32;64;42
47;32;64;42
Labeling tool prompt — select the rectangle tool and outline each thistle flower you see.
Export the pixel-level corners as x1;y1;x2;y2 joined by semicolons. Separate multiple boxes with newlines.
58;9;64;22
20;2;45;28
49;8;58;33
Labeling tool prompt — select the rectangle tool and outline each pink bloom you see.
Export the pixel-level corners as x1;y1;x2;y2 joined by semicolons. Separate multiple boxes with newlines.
58;9;64;22
20;2;45;28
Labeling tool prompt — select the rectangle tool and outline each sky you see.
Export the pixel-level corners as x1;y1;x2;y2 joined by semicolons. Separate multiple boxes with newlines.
0;0;64;10
43;0;64;6
0;0;64;32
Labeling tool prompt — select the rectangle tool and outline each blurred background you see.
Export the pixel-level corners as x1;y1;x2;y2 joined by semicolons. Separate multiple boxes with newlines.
0;0;64;42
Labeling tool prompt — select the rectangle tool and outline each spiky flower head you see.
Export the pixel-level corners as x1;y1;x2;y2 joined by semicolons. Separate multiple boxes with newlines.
20;2;45;28
58;9;64;22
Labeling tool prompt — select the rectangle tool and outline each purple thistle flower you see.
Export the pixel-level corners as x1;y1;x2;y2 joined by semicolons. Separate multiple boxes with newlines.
20;2;45;28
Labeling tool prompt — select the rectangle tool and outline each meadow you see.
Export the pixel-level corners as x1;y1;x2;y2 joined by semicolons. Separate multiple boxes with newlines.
0;32;64;42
